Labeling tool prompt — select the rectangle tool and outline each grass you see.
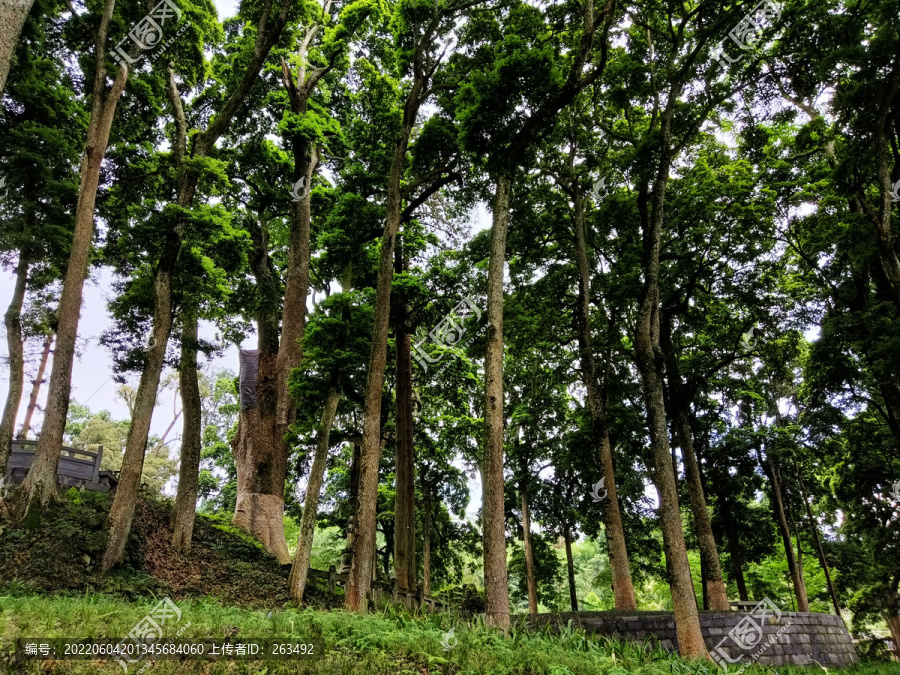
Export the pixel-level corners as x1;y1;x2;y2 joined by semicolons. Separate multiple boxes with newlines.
0;491;896;673
1;594;899;674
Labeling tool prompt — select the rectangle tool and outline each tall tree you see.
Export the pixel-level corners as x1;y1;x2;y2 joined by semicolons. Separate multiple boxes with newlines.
9;0;129;523
102;0;291;570
455;0;615;628
170;310;201;551
344;0;472;611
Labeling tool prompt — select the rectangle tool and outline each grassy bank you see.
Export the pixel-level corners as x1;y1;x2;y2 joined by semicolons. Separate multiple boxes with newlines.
1;594;898;674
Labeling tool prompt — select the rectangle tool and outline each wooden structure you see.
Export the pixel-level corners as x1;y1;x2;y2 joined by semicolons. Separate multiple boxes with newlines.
306;565;451;613
3;440;118;493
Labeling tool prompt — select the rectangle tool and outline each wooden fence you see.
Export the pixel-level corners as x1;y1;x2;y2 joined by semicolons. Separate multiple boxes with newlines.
306;565;452;613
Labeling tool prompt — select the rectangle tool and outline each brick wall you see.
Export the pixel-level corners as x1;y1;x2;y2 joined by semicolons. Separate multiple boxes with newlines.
531;611;857;668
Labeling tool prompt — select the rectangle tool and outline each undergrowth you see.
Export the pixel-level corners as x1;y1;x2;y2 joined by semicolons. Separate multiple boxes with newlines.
0;488;341;609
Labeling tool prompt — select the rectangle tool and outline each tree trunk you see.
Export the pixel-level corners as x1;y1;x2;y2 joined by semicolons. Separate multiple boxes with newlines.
102;257;178;571
759;448;809;611
797;466;841;618
633;98;708;658
393;244;416;591
481;171;513;630
700;552;709;611
102;68;199;572
869;105;900;307
723;502;749;601
0;0;35;95
563;523;578;611
340;441;362;574
344;68;424;613
289;387;341;603
10;34;128;525
521;488;538;615
233;147;317;560
17;332;53;441
0;248;28;479
230;366;292;563
884;611;900;658
658;311;730;612
103;6;294;567
570;180;637;611
170;311;201;552
423;490;432;596
675;409;730;610
231;213;285;560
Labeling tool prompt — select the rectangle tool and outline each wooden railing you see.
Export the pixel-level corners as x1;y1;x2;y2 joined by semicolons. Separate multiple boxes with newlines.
306;565;452;613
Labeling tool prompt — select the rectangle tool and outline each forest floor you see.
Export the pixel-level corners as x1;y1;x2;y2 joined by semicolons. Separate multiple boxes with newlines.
0;488;338;609
0;491;899;673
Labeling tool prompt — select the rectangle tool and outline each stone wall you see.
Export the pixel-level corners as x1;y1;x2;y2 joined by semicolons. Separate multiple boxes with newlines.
531;611;857;668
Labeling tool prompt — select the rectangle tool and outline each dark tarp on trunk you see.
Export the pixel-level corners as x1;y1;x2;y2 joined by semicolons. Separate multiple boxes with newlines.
239;349;259;409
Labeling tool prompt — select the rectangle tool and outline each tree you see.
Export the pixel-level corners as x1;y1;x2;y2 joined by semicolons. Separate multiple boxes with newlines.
102;0;288;570
344;0;478;612
453;0;616;629
9;0;130;524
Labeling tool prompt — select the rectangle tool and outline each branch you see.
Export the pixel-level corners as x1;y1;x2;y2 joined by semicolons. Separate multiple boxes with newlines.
166;68;188;168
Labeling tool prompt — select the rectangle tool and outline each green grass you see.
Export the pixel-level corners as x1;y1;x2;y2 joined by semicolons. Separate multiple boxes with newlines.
1;594;898;674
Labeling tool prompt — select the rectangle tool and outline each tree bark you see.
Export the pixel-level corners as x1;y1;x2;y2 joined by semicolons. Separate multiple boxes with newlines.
232;143;317;559
796;465;841;618
170;311;201;552
102;258;177;570
659;312;730;611
10;9;128;524
481;171;513;630
231;211;284;560
866;94;900;307
633;98;708;658
474;0;613;629
340;441;362;574
723;501;749;601
230;367;292;563
393;244;416;591
344;63;425;613
17;332;53;441
423;490;432;596
675;410;730;610
0;247;28;479
289;387;341;603
237;12;359;555
0;0;35;96
570;177;637;611
102;66;194;571
521;488;538;615
759;447;809;611
884;610;900;658
563;523;578;611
